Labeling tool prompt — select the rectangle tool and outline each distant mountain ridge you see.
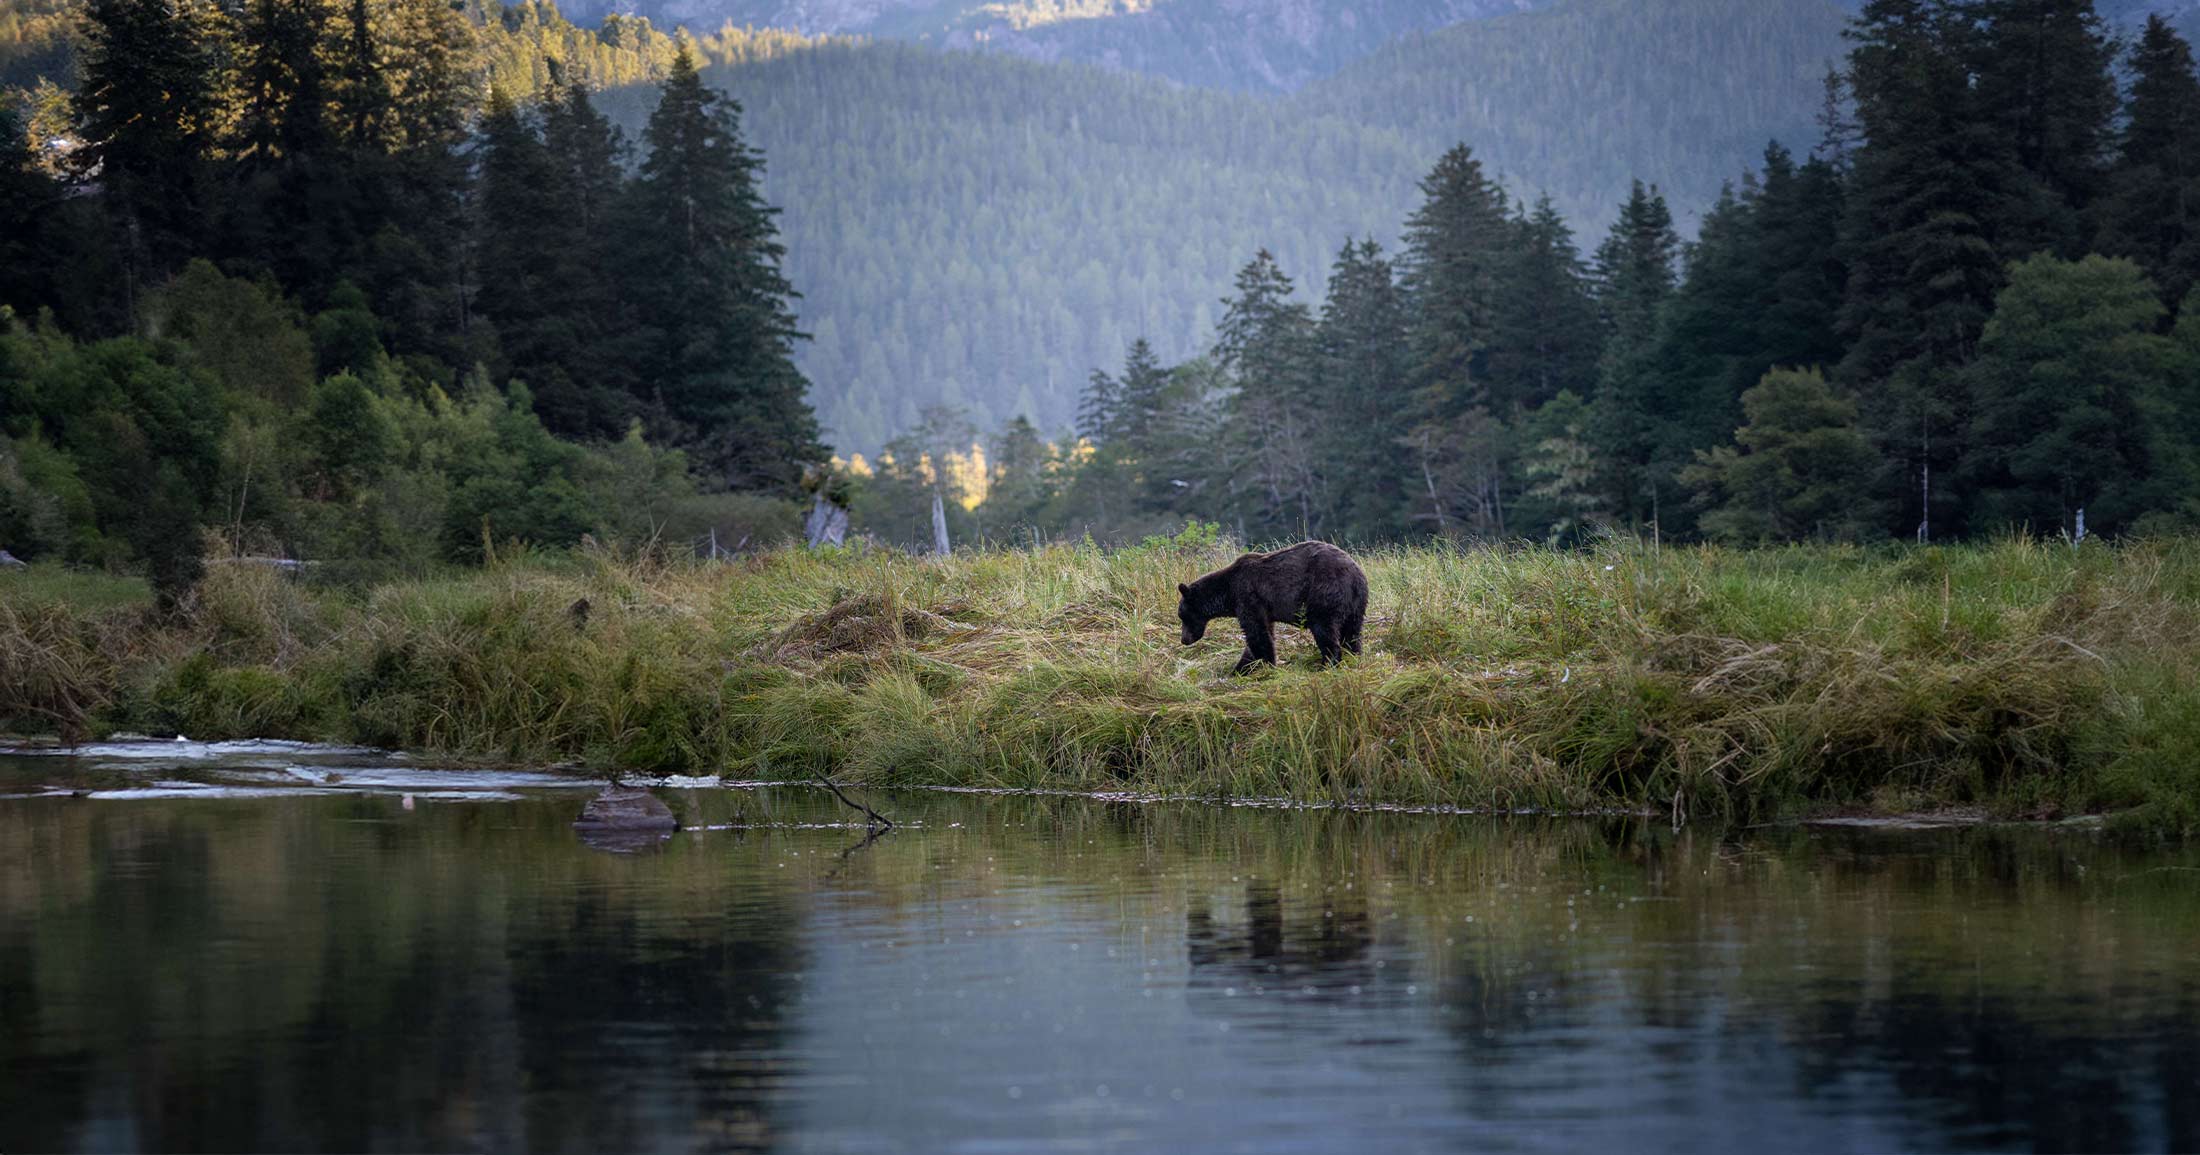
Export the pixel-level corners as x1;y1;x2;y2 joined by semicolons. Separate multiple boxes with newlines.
554;0;2200;92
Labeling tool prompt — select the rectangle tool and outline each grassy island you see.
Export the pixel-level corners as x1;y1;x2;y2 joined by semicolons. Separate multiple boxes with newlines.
5;537;2199;835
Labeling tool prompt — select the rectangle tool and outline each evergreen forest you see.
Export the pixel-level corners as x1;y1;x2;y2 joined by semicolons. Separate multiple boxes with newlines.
5;0;2200;600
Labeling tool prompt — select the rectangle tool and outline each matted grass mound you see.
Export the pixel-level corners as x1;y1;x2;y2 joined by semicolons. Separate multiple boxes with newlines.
4;537;2199;833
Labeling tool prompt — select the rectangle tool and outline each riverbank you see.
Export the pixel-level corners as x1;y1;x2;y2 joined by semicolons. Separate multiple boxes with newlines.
4;537;2198;835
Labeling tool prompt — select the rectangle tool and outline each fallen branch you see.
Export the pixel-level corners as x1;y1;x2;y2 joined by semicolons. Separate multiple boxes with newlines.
817;773;895;829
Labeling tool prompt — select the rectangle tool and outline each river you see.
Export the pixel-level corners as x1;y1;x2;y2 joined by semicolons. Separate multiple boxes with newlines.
2;741;2195;1152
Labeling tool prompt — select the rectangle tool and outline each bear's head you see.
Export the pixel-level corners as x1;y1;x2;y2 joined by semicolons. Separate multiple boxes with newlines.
1177;582;1206;645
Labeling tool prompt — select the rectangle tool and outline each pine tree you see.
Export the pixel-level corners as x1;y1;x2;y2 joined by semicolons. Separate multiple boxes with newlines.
1752;146;1849;373
532;76;636;436
624;43;823;494
1400;144;1513;417
1838;0;2014;540
473;88;562;406
1114;337;1170;457
1076;367;1120;446
1969;0;2117;258
1215;249;1321;536
2099;16;2200;310
1315;238;1411;541
74;0;220;305
0;102;61;315
1398;145;1515;536
1587;179;1680;530
224;0;341;291
1483;195;1600;416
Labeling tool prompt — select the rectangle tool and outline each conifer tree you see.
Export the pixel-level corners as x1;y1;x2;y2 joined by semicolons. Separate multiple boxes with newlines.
625;43;823;494
1398;145;1514;536
225;0;340;291
1960;254;2178;536
1587;179;1680;530
2099;16;2200;309
1215;249;1321;536
1838;0;2012;540
1969;0;2117;257
1400;144;1512;417
1679;367;1879;543
74;0;221;304
473;87;562;404
1076;367;1120;446
1316;238;1411;540
531;77;636;435
0;103;60;315
1483;196;1599;416
1114;337;1170;457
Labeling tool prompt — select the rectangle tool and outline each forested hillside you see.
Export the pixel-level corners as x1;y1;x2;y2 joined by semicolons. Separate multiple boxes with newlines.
1297;0;1846;226
658;45;1432;445
637;0;1853;447
5;0;1858;449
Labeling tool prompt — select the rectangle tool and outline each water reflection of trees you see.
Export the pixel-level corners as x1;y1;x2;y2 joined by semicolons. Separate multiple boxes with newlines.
7;789;2200;1151
0;798;807;1152
1420;826;2200;1150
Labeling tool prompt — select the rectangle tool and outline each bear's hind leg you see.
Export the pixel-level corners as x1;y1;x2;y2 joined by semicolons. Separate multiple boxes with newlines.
1310;616;1344;666
1342;610;1364;655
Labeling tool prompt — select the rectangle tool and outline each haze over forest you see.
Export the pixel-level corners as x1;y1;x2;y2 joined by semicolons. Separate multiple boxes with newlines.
10;0;2200;586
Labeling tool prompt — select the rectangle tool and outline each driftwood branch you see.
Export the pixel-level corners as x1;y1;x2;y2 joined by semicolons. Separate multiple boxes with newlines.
816;773;894;829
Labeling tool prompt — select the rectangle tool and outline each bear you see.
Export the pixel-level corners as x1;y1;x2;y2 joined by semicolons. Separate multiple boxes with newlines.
1177;540;1369;673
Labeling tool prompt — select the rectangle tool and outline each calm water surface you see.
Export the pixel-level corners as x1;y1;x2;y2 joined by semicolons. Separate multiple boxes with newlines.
2;742;2196;1153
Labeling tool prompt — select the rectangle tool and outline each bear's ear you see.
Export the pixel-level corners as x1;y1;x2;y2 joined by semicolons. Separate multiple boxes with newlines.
1177;582;1189;596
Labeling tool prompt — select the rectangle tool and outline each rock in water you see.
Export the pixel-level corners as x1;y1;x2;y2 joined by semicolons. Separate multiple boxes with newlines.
573;785;678;831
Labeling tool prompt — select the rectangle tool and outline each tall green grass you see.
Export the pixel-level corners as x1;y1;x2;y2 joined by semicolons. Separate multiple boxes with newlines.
5;537;2199;833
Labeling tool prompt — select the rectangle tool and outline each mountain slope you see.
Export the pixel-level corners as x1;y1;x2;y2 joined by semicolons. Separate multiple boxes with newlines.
1295;0;1848;230
602;0;1847;449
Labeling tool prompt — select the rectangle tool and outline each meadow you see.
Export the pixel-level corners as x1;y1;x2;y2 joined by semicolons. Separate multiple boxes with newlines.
5;534;2199;835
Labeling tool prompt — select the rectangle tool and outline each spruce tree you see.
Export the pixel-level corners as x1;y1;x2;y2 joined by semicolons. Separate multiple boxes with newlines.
1076;367;1120;447
1400;145;1512;417
2099;16;2200;310
1215;249;1321;536
473;88;562;408
1838;0;2013;540
533;77;636;436
1315;238;1411;541
1752;147;1848;373
1483;196;1599;416
224;0;341;292
74;0;220;305
1969;0;2117;257
1398;145;1514;537
1587;179;1680;530
625;43;823;494
0;103;60;316
1114;337;1170;458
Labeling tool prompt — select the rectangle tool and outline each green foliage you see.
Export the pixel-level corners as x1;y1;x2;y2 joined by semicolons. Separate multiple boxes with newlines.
1681;367;1879;543
1959;254;2185;536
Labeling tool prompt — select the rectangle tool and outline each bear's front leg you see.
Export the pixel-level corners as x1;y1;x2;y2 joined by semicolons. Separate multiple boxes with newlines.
1235;613;1275;673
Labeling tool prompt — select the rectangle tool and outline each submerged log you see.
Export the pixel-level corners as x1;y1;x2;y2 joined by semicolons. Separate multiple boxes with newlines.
572;785;678;831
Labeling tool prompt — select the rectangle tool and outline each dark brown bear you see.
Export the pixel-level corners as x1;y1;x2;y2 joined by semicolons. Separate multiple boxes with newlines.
1177;541;1369;673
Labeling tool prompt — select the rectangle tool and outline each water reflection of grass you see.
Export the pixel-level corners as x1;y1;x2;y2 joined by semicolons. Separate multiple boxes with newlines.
3;790;2195;1148
6;536;2200;832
